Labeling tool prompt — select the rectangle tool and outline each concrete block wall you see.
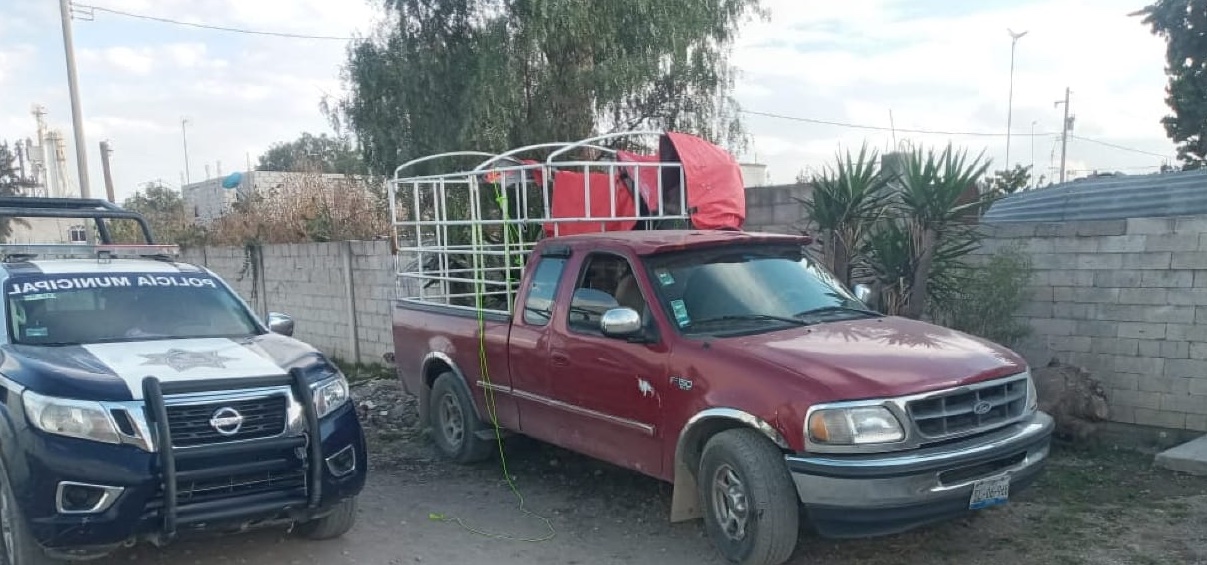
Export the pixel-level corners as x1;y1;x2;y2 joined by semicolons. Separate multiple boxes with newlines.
744;183;811;234
181;240;396;364
977;216;1207;432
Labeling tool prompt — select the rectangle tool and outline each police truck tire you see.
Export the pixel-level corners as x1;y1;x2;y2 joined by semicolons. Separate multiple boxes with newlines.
430;373;494;464
0;467;58;564
296;496;358;540
698;429;799;565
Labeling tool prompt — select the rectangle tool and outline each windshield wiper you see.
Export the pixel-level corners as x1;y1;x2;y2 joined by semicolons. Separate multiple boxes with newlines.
689;314;813;328
794;305;882;319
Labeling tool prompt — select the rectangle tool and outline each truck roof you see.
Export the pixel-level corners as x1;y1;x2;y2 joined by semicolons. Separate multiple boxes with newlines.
1;258;203;277
544;229;814;256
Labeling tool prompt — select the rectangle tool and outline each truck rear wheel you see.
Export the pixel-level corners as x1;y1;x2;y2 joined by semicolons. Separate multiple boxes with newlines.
295;496;357;540
0;466;58;565
429;372;494;463
698;428;799;565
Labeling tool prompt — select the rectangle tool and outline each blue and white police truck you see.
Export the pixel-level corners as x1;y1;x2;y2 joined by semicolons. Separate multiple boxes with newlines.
0;198;367;563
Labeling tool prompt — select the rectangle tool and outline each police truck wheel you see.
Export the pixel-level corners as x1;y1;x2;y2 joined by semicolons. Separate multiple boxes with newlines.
429;373;494;463
295;497;358;540
698;429;799;565
0;468;57;565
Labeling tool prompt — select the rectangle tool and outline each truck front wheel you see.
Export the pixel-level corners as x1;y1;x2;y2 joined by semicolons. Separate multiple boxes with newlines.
295;496;358;540
429;372;494;463
0;466;58;565
698;428;799;565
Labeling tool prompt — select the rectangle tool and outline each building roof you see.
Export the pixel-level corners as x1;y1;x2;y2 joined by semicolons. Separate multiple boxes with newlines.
982;169;1207;223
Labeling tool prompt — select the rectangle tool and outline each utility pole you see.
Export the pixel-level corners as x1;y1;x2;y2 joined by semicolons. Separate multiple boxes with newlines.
181;118;191;186
1030;120;1038;189
99;140;115;203
1055;87;1071;184
58;0;91;199
1006;28;1028;170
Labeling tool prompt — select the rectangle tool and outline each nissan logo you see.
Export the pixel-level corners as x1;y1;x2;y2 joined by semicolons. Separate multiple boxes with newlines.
972;400;993;416
209;407;244;436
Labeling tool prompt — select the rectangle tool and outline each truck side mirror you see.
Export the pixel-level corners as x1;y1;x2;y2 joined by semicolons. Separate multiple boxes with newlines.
853;283;872;303
600;307;642;338
267;312;295;336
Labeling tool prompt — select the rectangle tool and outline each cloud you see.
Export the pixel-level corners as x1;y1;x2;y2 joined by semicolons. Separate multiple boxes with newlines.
0;44;36;86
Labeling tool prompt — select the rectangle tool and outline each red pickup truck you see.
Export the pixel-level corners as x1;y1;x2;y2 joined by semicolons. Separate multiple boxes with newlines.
391;228;1053;564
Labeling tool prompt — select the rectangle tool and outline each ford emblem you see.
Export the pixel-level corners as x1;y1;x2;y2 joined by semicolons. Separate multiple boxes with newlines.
209;407;245;436
972;400;993;416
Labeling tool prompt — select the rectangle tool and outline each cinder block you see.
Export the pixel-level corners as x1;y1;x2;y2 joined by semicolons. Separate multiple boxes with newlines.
1110;389;1163;410
1193;271;1207;288
1190;342;1207;360
1118;322;1166;339
1051;335;1092;353
1051;270;1096;287
1175;216;1207;234
1146;234;1201;252
1022;239;1054;254
1118;288;1169;305
1139;376;1191;394
1111;404;1137;424
1135;407;1188;429
1098;235;1148;253
1077;220;1128;237
1105;372;1140;391
1053;238;1099;253
1139;339;1162;358
1094;270;1143;288
1020;302;1054;318
1076;254;1125;270
1168;324;1207;342
1187;414;1207;432
1124;252;1174;270
1053;303;1090;319
1142;270;1194;288
1029;254;1065;270
1173;253;1207;270
1127;217;1176;235
1078;320;1119;337
1161;393;1207;415
1093;337;1139;356
1163;341;1191;359
1030;318;1075;336
1035;223;1063;237
1115;356;1164;375
1167;359;1207;379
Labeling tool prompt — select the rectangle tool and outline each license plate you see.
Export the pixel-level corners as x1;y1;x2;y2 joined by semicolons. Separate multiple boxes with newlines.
968;474;1011;510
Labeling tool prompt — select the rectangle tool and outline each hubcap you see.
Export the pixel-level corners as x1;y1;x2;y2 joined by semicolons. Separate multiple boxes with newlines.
710;464;750;542
439;393;465;448
0;479;15;564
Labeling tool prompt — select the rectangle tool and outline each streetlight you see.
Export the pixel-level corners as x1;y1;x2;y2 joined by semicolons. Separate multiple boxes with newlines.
181;117;191;186
1006;28;1029;170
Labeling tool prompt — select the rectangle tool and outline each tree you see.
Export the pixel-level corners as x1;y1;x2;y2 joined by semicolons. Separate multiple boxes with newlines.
1136;0;1207;168
800;144;892;286
334;0;765;177
984;164;1032;195
111;183;201;245
0;141;34;242
257;132;366;174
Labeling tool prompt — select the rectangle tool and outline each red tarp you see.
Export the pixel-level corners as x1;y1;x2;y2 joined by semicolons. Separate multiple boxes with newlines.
542;132;745;236
543;170;637;237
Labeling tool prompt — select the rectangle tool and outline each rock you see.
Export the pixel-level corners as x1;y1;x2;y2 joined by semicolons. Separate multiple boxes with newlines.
1033;358;1110;442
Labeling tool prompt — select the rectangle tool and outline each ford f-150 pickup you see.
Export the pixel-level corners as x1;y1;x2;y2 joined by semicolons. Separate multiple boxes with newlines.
388;131;1053;565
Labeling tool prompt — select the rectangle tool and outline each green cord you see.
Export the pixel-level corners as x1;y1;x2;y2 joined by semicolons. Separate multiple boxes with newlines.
431;192;556;543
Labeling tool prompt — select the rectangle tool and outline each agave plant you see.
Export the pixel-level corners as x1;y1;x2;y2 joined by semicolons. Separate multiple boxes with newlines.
800;144;894;286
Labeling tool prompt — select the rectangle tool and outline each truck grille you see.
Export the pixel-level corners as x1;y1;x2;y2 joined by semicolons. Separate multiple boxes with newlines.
166;395;288;447
907;375;1029;440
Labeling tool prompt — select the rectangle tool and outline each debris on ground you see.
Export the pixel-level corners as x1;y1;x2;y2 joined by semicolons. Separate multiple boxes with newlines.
1033;359;1111;443
350;376;428;471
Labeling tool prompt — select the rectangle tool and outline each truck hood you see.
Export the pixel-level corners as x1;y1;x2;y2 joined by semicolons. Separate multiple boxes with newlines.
0;334;328;401
709;316;1027;401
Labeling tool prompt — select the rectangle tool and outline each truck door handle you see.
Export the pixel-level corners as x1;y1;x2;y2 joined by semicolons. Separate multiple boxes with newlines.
551;353;570;367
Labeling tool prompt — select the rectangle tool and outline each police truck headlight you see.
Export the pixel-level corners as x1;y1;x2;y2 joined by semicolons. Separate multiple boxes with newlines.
807;405;905;445
22;391;121;444
312;373;350;419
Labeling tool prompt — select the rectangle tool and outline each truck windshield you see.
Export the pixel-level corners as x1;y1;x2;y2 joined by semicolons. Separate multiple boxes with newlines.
5;273;261;345
643;245;877;336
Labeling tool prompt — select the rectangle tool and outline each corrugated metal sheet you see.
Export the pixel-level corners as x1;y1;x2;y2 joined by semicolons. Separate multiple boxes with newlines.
982;169;1207;223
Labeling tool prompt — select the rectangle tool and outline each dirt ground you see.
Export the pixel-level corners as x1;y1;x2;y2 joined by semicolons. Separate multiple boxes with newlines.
92;376;1207;565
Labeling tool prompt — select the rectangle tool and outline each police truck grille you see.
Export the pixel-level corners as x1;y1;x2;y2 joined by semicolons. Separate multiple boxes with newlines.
165;395;288;447
906;375;1029;440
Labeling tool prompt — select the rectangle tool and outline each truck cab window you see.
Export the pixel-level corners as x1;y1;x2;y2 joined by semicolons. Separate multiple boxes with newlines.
522;256;567;326
568;254;648;334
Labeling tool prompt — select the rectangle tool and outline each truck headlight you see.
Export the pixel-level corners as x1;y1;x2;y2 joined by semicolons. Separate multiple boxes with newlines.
807;405;905;445
22;390;121;444
1024;370;1038;413
312;373;350;419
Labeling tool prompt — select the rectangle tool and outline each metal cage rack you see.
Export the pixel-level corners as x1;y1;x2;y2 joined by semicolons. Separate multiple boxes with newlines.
389;132;692;316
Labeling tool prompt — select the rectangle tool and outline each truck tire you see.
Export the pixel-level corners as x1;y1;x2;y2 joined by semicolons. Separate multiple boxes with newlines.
0;466;58;565
429;372;494;463
697;428;799;565
295;496;358;540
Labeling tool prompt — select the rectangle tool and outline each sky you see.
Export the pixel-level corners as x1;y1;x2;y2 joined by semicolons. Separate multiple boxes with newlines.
0;0;1179;202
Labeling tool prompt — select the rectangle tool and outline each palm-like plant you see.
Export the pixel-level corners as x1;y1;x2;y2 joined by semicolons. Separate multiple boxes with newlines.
800;144;893;286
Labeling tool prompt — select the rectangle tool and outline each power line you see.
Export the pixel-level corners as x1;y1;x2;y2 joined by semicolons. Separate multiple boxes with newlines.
740;109;1171;159
72;3;357;41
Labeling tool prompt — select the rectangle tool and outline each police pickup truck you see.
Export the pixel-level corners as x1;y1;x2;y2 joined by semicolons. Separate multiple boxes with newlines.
0;198;367;563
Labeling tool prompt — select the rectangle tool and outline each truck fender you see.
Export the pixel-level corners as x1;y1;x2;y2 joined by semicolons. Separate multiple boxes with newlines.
669;408;789;523
418;352;489;437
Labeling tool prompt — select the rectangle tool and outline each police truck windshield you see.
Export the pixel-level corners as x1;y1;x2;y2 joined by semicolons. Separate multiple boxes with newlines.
5;273;262;345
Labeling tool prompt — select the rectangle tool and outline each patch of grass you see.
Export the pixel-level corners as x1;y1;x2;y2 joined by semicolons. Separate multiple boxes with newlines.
332;358;396;383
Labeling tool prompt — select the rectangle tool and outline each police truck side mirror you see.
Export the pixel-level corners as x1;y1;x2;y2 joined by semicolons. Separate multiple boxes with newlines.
267;312;295;336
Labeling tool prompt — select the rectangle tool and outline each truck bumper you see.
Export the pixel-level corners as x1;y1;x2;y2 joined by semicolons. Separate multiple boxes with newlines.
16;376;368;559
785;411;1054;538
